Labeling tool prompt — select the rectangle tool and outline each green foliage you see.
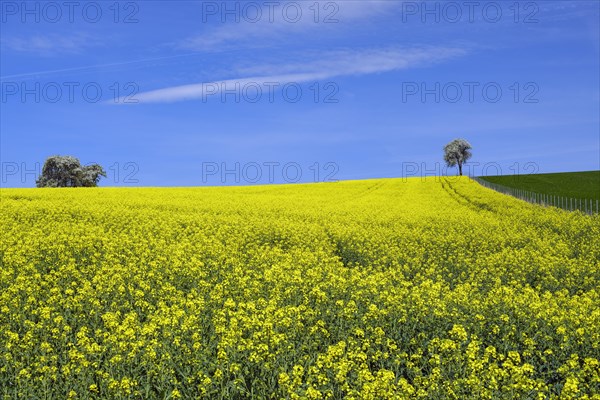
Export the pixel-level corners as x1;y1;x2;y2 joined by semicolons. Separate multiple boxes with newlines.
36;156;106;188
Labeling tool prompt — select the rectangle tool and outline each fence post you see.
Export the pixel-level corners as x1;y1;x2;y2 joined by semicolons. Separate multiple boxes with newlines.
473;179;596;214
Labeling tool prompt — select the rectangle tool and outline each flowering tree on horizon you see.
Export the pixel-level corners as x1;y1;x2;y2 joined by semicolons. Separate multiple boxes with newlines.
444;139;472;176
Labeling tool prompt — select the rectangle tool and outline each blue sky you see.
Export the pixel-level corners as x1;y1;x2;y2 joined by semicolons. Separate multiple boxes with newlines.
1;0;599;187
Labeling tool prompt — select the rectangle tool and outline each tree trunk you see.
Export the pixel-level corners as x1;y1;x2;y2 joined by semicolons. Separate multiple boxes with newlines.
458;163;463;176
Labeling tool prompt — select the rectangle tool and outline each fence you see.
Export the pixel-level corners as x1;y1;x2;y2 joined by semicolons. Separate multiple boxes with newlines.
472;177;599;215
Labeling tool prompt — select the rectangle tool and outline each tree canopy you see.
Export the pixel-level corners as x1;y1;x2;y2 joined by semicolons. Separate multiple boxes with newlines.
444;139;472;176
36;156;106;188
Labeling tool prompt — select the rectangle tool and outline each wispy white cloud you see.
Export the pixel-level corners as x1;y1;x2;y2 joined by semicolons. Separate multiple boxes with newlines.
179;0;400;51
1;33;95;55
126;46;467;104
127;73;325;103
237;47;465;76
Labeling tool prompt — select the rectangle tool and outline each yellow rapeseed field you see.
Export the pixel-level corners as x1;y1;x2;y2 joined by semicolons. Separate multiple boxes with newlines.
1;177;599;399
